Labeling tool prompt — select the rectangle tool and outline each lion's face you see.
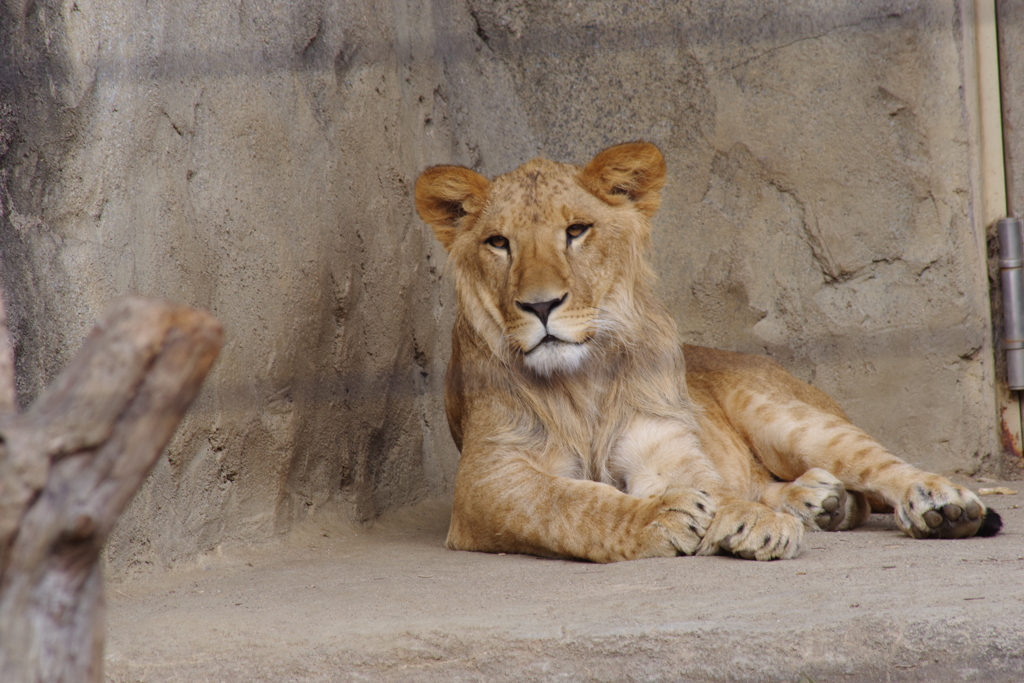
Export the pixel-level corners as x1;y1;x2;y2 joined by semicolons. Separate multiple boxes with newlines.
416;143;667;376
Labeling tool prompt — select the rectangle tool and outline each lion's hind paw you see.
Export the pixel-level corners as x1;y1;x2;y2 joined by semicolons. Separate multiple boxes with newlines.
776;468;849;531
896;480;999;539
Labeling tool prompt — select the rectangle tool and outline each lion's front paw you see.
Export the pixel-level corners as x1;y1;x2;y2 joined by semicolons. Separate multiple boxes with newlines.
635;487;717;558
778;468;848;531
697;501;803;560
896;479;991;539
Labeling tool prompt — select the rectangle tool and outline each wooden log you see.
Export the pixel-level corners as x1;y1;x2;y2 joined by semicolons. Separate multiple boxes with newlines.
0;296;222;683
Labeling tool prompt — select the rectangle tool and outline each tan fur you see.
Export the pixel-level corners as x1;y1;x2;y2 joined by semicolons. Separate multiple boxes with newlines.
415;142;992;562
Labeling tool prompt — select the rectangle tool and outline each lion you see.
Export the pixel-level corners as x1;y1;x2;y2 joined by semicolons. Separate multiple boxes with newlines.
414;141;1002;562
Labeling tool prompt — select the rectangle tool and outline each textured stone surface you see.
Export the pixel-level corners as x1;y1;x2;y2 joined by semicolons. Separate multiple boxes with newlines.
469;0;998;475
104;489;1024;683
0;0;483;571
0;0;1013;574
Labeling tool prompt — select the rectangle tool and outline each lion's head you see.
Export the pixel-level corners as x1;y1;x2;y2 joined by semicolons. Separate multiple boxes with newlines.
415;142;668;376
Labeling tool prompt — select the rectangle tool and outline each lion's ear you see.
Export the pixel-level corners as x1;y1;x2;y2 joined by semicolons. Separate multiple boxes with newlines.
580;141;666;217
415;165;490;250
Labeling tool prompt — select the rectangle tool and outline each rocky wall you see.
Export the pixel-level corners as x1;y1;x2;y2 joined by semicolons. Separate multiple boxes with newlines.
0;0;1004;571
470;0;999;476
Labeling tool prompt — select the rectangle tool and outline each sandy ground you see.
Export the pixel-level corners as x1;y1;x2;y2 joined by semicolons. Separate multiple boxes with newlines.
105;482;1024;683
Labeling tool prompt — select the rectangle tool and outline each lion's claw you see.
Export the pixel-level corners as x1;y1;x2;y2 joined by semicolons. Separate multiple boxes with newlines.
698;501;803;561
636;488;716;558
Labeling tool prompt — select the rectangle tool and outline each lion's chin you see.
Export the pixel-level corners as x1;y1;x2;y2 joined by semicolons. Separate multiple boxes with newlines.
522;340;590;377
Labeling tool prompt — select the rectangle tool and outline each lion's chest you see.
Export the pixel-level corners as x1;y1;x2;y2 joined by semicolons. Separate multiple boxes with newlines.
530;377;630;488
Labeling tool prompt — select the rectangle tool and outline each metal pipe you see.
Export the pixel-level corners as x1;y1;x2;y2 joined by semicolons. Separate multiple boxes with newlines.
998;217;1024;389
974;0;1023;453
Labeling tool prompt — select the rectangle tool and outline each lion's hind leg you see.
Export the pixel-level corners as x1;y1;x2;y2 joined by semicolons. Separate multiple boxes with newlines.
759;469;871;531
686;346;1001;540
727;387;999;540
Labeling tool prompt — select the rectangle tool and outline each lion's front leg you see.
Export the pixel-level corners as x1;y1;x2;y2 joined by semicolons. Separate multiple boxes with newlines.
611;416;804;561
446;449;717;562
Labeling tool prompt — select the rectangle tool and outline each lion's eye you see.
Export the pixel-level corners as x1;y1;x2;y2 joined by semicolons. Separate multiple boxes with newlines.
486;235;509;250
567;223;591;243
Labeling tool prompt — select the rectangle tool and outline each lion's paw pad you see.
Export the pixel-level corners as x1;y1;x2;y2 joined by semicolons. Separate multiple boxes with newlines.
896;481;997;539
781;469;848;531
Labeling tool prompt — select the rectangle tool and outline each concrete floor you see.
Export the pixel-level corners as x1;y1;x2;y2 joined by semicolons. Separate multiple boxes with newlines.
105;483;1024;683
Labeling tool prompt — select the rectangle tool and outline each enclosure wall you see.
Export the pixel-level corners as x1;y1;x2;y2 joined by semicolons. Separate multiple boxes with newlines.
0;0;1011;570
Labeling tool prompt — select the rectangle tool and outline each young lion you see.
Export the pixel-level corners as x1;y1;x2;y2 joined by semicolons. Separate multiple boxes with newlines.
414;141;1002;562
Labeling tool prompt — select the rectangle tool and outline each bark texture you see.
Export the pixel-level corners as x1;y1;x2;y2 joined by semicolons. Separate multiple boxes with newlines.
0;295;222;682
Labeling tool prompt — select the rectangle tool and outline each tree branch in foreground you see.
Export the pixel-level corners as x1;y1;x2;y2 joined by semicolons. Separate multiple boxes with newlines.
0;296;223;683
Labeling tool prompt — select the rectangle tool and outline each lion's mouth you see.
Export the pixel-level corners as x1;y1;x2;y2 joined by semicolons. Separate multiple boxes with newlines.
525;334;584;355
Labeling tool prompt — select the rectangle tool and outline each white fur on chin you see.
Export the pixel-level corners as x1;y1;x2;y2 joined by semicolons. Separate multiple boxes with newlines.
522;341;590;376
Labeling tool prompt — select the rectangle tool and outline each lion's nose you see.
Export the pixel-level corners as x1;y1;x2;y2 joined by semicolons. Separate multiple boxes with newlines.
516;294;567;326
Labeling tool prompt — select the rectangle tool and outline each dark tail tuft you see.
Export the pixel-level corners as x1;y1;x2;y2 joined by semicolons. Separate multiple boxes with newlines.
976;508;1003;537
